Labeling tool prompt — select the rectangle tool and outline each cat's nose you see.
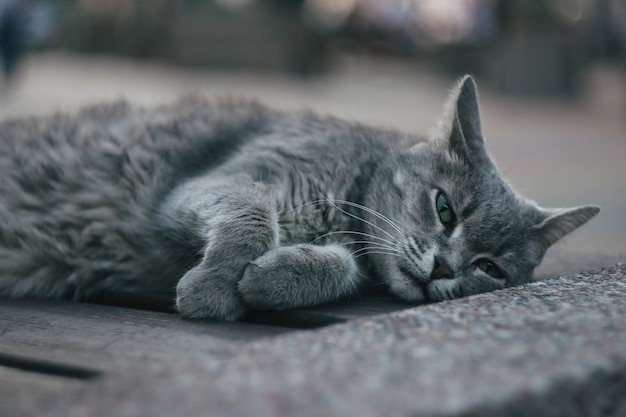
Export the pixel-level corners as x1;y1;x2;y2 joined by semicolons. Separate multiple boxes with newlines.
431;257;454;280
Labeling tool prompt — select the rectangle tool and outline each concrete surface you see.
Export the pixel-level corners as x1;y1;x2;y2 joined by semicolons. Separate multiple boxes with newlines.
5;263;625;417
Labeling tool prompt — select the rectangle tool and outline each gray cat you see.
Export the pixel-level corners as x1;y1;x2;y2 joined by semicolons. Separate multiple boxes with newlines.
0;76;599;320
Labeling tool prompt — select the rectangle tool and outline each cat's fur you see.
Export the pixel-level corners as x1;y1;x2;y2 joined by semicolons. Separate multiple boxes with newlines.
0;76;599;320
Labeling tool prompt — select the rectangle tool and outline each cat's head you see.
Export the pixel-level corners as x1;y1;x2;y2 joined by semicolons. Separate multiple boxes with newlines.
365;75;600;302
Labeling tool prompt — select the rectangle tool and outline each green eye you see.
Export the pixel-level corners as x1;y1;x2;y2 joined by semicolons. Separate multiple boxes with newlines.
474;258;505;279
435;192;456;226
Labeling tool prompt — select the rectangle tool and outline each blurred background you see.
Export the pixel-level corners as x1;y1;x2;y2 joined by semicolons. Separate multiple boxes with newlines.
0;0;625;272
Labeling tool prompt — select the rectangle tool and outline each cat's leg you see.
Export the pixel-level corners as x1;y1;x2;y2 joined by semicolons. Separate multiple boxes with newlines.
163;176;280;320
238;244;360;310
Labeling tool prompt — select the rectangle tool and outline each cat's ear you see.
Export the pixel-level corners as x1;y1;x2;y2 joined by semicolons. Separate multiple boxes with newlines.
532;205;600;249
438;75;494;169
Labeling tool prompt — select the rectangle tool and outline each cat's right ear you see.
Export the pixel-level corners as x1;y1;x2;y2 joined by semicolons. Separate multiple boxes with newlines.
532;205;601;249
436;75;495;170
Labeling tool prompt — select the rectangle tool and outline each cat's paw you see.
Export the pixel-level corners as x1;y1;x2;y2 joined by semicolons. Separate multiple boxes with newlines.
238;260;286;310
176;266;247;321
239;244;359;310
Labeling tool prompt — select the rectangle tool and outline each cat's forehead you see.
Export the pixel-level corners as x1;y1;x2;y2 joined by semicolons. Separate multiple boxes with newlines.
400;143;540;230
452;172;534;231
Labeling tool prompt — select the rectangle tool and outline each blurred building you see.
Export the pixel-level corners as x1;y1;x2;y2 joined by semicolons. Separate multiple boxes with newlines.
3;0;625;95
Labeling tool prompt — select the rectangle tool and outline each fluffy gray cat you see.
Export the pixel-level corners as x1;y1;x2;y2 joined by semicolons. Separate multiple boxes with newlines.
0;76;599;320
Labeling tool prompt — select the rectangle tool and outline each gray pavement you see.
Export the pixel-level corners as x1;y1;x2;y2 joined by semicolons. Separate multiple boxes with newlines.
7;263;626;417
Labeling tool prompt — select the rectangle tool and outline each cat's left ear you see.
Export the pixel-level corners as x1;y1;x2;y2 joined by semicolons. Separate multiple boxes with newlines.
438;75;494;169
532;205;601;249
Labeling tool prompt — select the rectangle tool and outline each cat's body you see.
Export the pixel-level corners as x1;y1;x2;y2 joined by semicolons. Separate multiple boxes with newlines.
0;77;599;320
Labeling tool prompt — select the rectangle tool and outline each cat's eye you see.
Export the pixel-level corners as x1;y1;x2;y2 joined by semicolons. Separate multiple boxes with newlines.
474;258;505;279
435;192;456;226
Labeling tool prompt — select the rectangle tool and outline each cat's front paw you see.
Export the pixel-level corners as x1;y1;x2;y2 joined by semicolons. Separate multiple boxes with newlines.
239;244;359;310
239;260;287;309
176;266;247;321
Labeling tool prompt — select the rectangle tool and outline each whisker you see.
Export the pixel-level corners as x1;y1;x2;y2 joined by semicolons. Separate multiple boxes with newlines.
278;195;403;238
352;250;404;260
310;230;397;246
314;239;401;253
347;243;403;254
278;196;404;253
350;245;398;255
318;197;398;242
330;199;404;235
351;243;403;254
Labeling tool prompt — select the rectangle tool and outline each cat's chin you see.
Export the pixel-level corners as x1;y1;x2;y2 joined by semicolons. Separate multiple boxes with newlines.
386;266;429;303
388;276;464;303
390;264;463;303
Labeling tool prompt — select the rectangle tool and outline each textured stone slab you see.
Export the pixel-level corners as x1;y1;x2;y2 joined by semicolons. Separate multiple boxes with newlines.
5;263;626;417
0;298;291;368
